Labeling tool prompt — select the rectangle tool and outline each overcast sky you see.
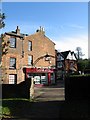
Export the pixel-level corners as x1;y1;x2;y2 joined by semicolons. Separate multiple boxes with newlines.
1;2;88;59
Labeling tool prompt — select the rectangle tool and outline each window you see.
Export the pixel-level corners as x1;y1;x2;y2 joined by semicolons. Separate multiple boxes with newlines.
57;54;64;61
10;57;16;69
28;41;32;51
9;74;17;84
28;55;33;65
70;62;74;69
10;37;16;48
57;62;63;68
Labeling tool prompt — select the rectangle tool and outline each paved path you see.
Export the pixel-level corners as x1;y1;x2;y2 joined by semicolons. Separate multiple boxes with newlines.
34;86;65;101
26;83;65;119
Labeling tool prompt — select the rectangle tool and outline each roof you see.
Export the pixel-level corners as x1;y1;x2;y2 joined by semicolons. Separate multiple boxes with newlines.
44;35;55;45
30;26;55;45
59;50;77;60
61;50;70;59
5;26;55;45
5;31;28;38
28;32;55;45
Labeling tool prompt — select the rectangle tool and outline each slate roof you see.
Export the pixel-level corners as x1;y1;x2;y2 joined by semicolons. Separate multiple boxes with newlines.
5;31;28;38
60;50;77;60
61;50;70;59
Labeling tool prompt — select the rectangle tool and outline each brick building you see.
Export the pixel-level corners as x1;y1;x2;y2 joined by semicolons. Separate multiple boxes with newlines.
56;50;78;80
1;26;56;85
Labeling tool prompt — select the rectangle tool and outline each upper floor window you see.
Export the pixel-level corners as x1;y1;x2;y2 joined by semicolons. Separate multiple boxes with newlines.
10;37;16;48
70;62;74;69
57;54;64;61
28;41;32;51
10;57;16;69
28;55;33;66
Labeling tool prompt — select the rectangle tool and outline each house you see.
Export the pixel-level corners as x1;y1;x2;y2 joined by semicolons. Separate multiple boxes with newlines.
56;50;78;80
1;26;56;85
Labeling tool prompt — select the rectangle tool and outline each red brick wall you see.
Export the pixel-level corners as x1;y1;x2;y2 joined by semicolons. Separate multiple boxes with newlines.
2;29;56;84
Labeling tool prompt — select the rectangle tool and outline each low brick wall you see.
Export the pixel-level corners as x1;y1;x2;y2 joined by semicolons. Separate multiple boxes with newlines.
2;79;31;99
65;75;90;101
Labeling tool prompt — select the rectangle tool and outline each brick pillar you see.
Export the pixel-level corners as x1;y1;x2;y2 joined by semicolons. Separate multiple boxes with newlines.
30;78;34;99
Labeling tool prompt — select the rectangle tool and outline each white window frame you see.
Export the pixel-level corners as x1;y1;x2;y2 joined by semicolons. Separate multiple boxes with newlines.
28;55;33;66
10;57;16;69
9;74;17;84
10;37;16;48
28;41;32;51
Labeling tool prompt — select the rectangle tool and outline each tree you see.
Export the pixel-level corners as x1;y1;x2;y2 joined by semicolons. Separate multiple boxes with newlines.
0;11;6;82
0;13;8;66
75;47;84;60
0;12;7;56
77;58;90;74
77;59;88;73
0;12;6;63
0;12;5;28
86;58;90;69
0;33;9;65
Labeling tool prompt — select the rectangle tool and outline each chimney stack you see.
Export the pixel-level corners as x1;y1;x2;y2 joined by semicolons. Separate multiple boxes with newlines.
36;26;45;35
16;26;20;35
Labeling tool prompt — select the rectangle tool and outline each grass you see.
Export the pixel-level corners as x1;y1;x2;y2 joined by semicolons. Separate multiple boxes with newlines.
69;74;90;77
1;106;10;118
0;98;34;119
0;98;89;119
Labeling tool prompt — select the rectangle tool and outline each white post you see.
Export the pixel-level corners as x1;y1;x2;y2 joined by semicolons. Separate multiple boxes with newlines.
30;78;34;99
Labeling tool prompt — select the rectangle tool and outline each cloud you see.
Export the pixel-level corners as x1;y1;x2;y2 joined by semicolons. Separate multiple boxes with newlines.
54;34;88;59
68;24;85;29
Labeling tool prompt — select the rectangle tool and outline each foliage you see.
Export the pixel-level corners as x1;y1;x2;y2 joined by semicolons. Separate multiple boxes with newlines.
0;12;6;65
1;98;33;118
0;34;10;57
85;58;90;69
77;59;89;73
0;12;5;29
1;107;11;118
70;74;90;78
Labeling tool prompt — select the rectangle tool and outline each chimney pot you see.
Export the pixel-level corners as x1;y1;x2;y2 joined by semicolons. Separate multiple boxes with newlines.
16;26;20;34
40;26;42;31
17;26;19;29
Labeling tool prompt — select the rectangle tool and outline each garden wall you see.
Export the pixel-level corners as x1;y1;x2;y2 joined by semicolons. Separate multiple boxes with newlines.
2;79;31;99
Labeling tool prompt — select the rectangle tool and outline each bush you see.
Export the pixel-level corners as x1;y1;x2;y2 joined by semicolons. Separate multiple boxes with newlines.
65;75;90;101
